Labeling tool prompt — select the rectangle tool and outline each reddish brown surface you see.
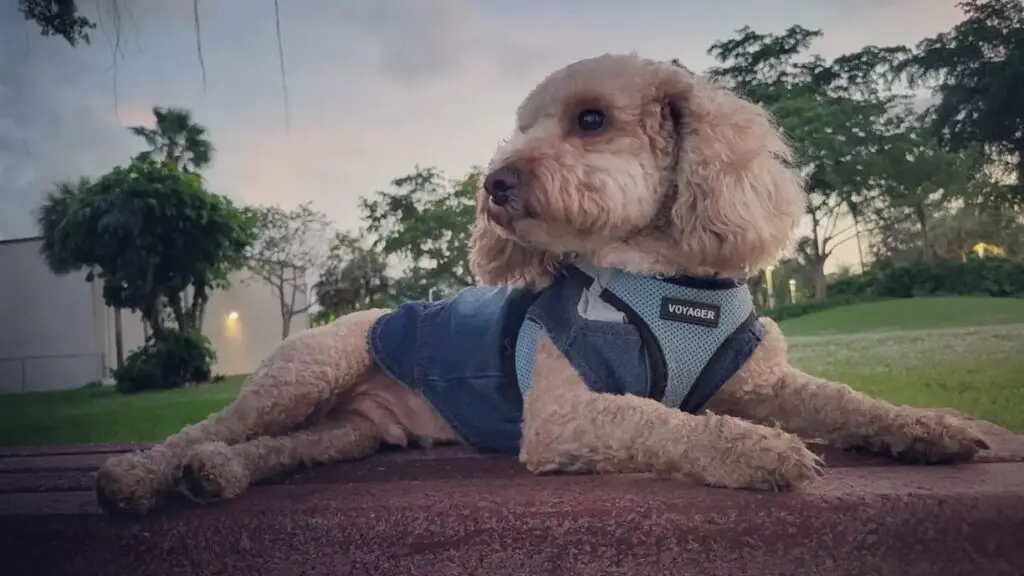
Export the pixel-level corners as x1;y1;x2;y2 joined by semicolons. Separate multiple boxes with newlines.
2;415;1024;576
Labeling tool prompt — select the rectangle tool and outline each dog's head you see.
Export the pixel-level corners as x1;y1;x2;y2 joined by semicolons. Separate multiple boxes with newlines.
469;53;805;289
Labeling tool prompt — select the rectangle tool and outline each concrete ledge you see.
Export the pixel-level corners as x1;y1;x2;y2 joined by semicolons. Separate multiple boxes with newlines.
2;416;1023;576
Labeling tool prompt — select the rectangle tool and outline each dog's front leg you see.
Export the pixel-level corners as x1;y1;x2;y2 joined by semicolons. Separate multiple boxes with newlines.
178;413;382;504
95;309;387;515
519;332;822;490
721;365;989;463
706;318;989;464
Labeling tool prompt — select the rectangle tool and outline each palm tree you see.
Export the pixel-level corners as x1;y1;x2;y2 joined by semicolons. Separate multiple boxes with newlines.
128;106;215;172
36;178;87;274
35;178;126;369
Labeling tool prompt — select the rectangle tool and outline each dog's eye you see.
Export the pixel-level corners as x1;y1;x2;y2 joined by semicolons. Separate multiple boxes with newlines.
576;109;607;133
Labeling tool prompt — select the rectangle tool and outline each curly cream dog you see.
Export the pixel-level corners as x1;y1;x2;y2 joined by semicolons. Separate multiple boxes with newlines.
95;54;988;516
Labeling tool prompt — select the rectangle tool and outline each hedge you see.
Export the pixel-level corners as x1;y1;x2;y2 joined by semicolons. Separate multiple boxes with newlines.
829;257;1024;299
762;257;1023;322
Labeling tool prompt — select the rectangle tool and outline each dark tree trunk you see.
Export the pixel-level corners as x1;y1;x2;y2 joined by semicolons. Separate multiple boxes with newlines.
914;203;933;262
113;307;124;368
1016;149;1024;194
279;279;293;341
169;296;187;331
145;298;166;342
808;258;828;300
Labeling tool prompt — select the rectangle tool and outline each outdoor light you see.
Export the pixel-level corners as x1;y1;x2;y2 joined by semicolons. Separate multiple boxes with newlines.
764;264;777;309
227;311;240;321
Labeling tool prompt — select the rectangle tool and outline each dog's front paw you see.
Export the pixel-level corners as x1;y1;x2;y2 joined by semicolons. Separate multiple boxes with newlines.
880;409;989;464
95;452;169;516
692;421;824;491
180;442;251;503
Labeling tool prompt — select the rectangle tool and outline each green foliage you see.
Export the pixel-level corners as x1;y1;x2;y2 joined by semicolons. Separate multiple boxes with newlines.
830;257;1024;298
901;0;1024;195
864;108;991;261
314;232;394;317
310;308;336;327
112;330;216;394
34;177;92;275
55;157;253;339
705;26;898;298
359;166;479;299
128;107;216;174
704;23;1010;296
18;0;95;46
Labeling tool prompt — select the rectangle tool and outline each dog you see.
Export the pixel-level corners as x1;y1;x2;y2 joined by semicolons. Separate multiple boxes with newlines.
94;54;989;516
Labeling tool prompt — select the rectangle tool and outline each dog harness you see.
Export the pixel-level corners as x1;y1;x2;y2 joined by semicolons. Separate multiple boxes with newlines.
368;264;763;454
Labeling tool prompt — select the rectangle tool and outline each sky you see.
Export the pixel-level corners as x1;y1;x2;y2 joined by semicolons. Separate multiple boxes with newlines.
0;0;967;273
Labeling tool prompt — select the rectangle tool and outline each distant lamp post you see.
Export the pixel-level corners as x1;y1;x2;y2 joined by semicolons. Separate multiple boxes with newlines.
227;311;240;321
428;287;438;302
788;279;798;304
765;265;776;309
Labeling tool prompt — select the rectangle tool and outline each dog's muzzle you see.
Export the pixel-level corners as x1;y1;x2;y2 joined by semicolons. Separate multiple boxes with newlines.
484;165;526;227
484;166;522;206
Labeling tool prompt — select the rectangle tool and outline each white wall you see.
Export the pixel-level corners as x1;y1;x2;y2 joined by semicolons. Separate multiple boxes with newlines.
0;238;107;393
0;237;310;393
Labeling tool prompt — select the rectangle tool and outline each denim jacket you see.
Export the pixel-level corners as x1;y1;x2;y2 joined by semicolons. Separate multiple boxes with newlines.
368;265;763;454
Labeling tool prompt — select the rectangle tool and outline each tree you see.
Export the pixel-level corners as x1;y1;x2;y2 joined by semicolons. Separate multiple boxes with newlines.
34;176;129;369
901;0;1024;196
245;202;332;339
706;26;891;298
128;107;216;173
36;177;90;275
314;232;393;319
871;201;1024;264
18;0;94;46
359;167;480;299
55;157;253;342
866;107;988;262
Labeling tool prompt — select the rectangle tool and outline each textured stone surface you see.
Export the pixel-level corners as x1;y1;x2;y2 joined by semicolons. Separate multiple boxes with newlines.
2;416;1023;576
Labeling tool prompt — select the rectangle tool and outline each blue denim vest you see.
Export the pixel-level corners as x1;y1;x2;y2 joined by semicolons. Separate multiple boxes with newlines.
368;265;763;454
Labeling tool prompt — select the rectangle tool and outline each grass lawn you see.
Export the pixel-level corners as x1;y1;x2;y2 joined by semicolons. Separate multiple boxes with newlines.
774;297;1024;433
778;296;1024;335
0;376;246;446
0;297;1022;446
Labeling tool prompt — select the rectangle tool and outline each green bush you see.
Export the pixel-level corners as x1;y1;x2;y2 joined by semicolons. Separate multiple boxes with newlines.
829;257;1024;299
762;293;882;322
113;329;216;394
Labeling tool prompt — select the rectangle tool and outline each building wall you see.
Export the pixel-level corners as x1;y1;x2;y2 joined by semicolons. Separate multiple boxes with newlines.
0;237;310;393
0;238;107;394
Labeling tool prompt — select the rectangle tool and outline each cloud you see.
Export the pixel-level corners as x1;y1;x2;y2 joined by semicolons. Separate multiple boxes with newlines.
287;0;553;83
0;0;971;280
813;0;964;56
0;3;132;240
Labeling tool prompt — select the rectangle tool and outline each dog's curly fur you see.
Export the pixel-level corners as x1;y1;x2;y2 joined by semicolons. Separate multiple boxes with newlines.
95;54;989;516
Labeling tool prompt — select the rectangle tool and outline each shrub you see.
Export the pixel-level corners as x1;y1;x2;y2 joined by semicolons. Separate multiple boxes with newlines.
762;294;882;322
829;257;1024;299
113;329;216;394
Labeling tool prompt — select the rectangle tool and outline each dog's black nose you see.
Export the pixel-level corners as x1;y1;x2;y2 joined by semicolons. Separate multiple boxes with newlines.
484;166;521;207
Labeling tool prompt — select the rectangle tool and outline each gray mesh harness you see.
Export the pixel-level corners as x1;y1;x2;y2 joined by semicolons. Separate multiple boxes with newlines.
515;261;756;410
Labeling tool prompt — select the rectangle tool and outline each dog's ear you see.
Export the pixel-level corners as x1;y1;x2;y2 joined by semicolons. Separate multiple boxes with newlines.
655;65;806;277
469;186;561;290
